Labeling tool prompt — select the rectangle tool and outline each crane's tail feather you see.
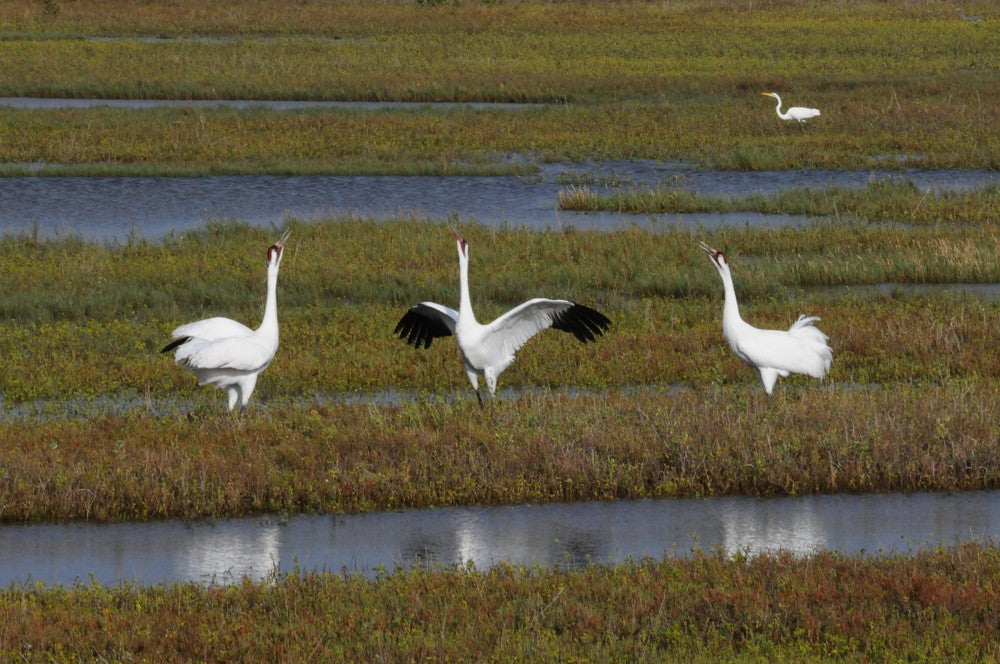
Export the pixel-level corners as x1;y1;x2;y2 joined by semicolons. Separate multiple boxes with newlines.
789;315;829;342
161;336;192;354
552;303;612;344
787;315;833;378
790;314;821;330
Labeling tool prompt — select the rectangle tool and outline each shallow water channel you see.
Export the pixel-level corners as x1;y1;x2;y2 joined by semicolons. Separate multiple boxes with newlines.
2;491;998;586
1;162;997;241
0;97;544;111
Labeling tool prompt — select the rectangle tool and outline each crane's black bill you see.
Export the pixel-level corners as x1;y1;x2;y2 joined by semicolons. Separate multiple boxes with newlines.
160;336;191;353
552;303;611;343
394;304;455;349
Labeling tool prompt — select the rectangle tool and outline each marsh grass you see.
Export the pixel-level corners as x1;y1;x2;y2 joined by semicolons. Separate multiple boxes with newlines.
2;544;1000;661
0;1;995;103
0;382;998;523
0;1;997;171
2;98;998;173
0;219;997;402
559;180;1000;225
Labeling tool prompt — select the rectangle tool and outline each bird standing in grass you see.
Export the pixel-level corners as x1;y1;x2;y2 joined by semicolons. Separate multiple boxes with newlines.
761;92;821;123
700;241;832;395
162;230;290;412
394;229;612;406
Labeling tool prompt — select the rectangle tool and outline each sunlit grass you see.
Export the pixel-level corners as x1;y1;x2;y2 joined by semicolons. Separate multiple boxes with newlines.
1;96;997;173
0;382;998;522
0;219;996;402
0;1;995;104
559;179;1000;225
2;545;1000;661
0;0;996;172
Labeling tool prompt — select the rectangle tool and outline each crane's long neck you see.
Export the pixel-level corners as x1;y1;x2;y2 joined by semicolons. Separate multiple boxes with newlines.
457;248;477;325
257;265;280;340
719;267;743;330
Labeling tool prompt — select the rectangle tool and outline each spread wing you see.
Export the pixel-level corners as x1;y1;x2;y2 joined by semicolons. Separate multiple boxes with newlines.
394;302;459;349
481;299;610;358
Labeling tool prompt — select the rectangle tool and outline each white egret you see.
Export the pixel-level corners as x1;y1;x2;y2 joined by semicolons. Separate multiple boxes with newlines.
700;241;832;395
161;230;290;412
761;92;821;123
394;230;611;406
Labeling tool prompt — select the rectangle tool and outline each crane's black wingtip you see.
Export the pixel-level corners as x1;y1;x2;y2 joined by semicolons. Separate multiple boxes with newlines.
554;303;612;344
160;336;191;354
394;305;454;349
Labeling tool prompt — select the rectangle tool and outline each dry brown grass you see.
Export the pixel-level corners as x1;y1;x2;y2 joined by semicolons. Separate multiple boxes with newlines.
1;544;999;661
0;382;996;523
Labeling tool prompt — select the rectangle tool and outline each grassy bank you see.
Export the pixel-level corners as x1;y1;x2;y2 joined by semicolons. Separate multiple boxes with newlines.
2;545;999;661
1;1;994;103
0;96;997;174
559;180;1000;226
0;383;997;522
0;219;997;402
0;0;996;172
2;295;997;403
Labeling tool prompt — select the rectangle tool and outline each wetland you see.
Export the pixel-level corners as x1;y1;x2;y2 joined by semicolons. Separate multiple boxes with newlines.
3;490;1000;586
0;0;998;659
5;163;1000;240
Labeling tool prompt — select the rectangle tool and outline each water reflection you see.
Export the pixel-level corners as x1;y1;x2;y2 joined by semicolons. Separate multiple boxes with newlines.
2;491;999;587
174;522;283;582
721;499;826;556
0;163;996;241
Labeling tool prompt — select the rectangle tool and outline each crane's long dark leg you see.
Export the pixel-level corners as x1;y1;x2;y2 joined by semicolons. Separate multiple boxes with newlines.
475;389;484;408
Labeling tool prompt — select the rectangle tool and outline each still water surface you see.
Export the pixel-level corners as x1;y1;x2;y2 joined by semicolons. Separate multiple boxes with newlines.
2;491;997;586
1;163;996;241
0;97;543;111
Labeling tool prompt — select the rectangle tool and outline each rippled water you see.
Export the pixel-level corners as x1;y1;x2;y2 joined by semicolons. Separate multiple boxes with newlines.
1;162;997;241
2;491;997;586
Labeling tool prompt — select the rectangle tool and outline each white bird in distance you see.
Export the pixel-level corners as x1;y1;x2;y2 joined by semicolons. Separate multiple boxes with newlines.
394;229;612;406
700;241;832;395
162;230;290;412
761;92;821;123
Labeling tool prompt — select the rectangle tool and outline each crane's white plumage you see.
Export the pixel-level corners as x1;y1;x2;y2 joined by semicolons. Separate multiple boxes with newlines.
394;230;611;405
162;230;290;412
762;92;821;123
700;241;832;395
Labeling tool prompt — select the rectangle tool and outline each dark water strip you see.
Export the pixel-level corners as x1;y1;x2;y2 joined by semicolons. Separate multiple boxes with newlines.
0;384;692;421
0;97;545;111
808;282;1000;301
3;162;998;241
2;490;998;586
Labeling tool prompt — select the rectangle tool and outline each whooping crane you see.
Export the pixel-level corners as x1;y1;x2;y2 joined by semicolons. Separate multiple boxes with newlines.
394;230;612;406
700;241;832;395
161;230;290;412
761;92;821;123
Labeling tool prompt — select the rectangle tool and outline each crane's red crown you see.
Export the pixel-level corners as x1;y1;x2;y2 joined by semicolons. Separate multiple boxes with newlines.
266;234;288;263
454;230;468;255
698;240;727;268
